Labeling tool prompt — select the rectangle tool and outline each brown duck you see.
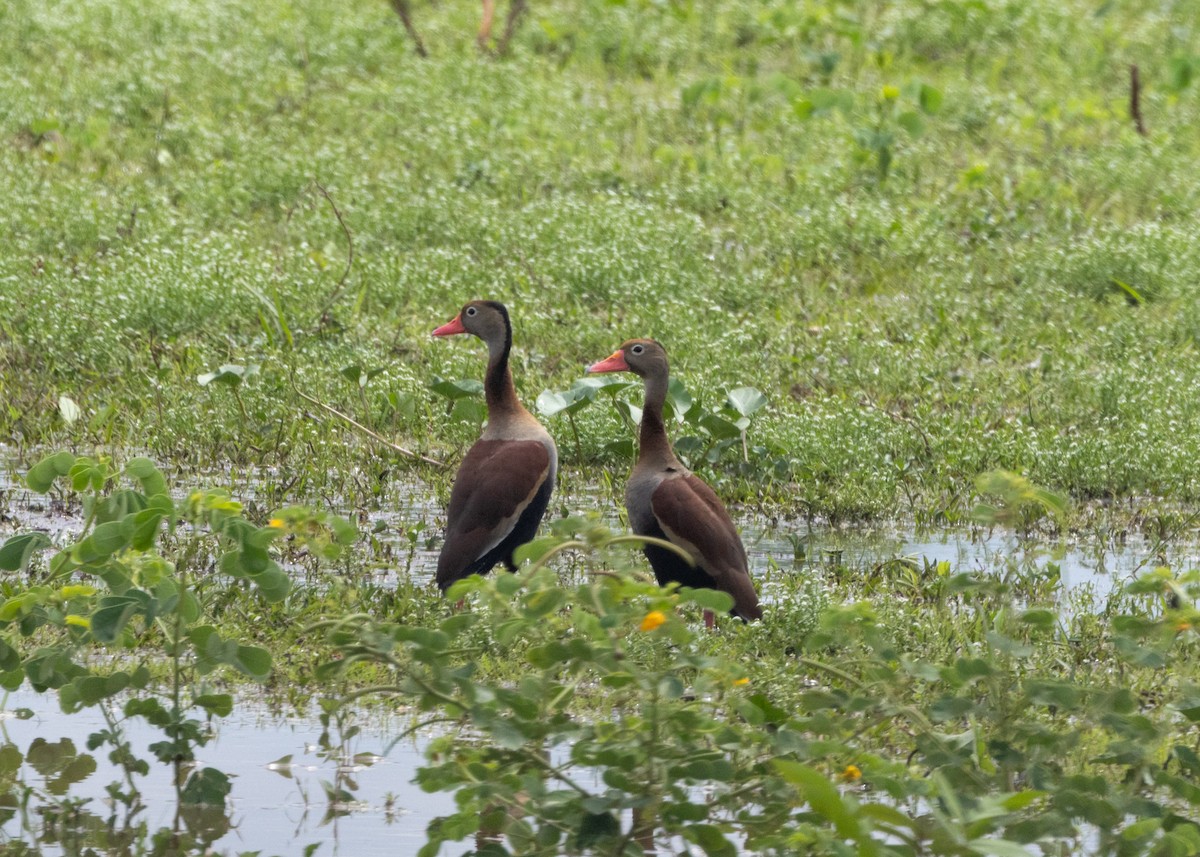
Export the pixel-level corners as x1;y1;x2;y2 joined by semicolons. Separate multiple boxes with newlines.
589;339;762;622
432;301;557;591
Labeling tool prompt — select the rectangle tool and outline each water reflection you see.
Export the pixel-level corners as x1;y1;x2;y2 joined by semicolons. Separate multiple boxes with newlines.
0;691;450;855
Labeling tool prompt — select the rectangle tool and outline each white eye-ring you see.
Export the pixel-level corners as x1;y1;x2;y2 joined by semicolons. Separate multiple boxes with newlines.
465;306;478;316
631;344;644;355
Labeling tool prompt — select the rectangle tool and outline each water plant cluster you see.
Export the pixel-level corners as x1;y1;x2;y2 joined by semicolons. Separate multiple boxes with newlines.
3;0;1200;853
4;456;1200;855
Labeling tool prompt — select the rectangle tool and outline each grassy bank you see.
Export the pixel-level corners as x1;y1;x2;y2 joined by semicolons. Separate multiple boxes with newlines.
1;0;1199;521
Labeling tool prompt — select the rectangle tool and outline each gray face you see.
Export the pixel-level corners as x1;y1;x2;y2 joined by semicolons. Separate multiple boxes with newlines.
619;338;669;378
459;301;508;344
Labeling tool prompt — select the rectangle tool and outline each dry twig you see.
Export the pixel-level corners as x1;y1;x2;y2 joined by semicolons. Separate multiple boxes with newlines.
289;372;445;468
1130;63;1148;137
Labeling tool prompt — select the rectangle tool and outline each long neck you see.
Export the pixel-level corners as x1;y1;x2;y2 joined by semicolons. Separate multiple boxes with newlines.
484;323;522;417
638;368;675;464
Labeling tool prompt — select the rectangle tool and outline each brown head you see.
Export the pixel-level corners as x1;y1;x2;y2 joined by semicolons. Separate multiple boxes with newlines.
587;339;668;380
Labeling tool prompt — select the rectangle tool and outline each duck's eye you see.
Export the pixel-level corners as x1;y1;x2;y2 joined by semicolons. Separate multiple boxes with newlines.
631;344;644;355
465;306;478;317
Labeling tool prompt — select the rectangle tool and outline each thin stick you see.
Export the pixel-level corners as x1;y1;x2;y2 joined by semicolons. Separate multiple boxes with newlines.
312;182;355;327
1130;64;1148;137
288;372;445;468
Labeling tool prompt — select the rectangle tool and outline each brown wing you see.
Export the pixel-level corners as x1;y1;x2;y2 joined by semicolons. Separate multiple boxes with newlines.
650;474;762;619
437;439;551;586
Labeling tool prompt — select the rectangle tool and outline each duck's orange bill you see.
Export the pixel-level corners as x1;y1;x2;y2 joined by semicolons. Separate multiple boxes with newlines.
433;314;466;336
587;351;629;373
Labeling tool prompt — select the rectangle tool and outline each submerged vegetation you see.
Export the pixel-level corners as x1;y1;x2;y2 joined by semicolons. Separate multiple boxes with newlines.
2;0;1200;853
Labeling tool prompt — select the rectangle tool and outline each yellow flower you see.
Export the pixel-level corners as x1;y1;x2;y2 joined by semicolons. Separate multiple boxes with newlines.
733;677;750;686
881;85;900;101
841;764;862;781
268;518;286;529
640;610;667;632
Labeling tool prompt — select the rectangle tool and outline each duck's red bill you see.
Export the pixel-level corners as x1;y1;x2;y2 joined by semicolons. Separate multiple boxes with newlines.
433;315;466;336
588;351;628;373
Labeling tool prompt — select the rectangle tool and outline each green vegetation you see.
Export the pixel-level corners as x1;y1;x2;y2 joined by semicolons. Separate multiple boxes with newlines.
2;0;1199;518
6;459;1200;854
3;0;1200;853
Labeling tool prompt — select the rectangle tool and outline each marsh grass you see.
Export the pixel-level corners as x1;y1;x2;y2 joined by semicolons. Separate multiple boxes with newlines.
1;0;1199;523
4;2;1200;849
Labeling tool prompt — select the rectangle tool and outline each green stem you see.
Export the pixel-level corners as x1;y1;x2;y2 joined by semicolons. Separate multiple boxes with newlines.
568;412;583;462
604;533;695;566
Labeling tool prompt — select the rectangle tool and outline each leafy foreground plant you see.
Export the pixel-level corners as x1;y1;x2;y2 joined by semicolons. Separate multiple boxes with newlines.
0;452;354;851
316;521;1200;857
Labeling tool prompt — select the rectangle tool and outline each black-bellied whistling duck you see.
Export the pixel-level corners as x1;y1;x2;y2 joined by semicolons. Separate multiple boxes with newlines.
589;339;763;623
432;301;557;591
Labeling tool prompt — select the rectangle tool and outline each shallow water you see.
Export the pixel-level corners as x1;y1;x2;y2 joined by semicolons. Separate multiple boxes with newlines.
4;449;1198;597
0;689;450;855
3;450;1199;853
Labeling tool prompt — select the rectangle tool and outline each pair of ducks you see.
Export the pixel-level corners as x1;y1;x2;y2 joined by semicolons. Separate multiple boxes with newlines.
432;300;762;623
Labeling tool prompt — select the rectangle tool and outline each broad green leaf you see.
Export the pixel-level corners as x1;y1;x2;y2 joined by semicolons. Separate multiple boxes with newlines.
726;387;767;418
197;363;258;387
450;398;487;425
181;767;231;805
26;452;75;493
250;564;291;603
683;587;734;613
125;457;167;497
682;823;737;857
897;110;924;136
340;364;384;387
1001;790;1048;811
773;760;861;840
1019;608;1056;630
513;536;561;566
969;838;1039;857
1121;818;1161;841
0;744;22;775
90;592;149;642
234;645;272;680
0;639;19;672
537;386;594;418
698;413;741;440
0;533;52;572
429;377;484;400
123;509;163;551
195;694;234;717
664;378;693;422
858;802;915;829
918;83;943;113
1168;55;1194;92
72;521;130;565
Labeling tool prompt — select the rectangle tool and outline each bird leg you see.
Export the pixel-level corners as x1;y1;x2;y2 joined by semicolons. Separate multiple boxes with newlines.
495;0;529;55
478;0;496;49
